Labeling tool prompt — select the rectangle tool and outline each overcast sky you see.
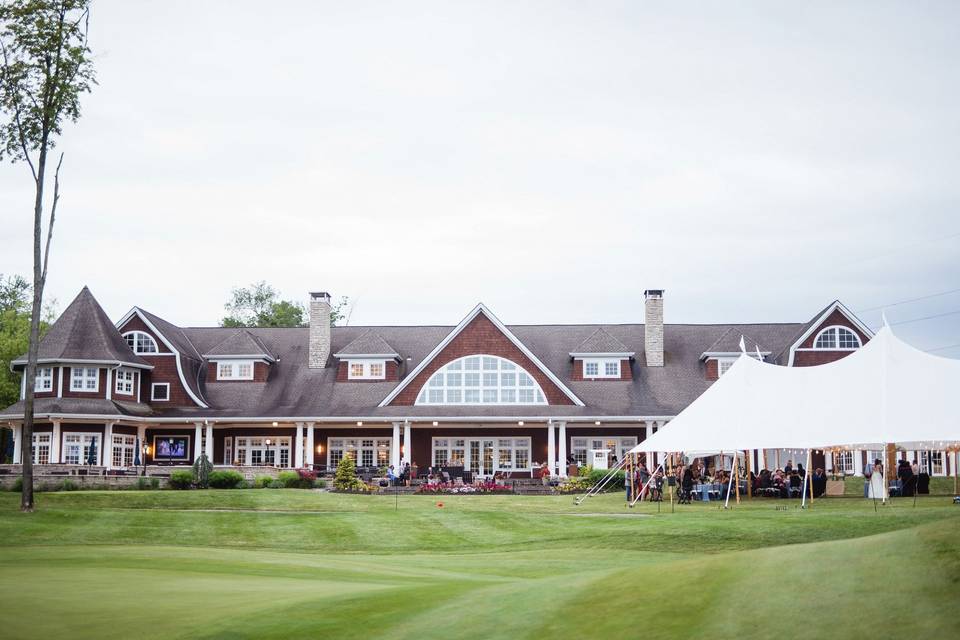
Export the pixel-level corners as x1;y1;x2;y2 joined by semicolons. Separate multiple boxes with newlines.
1;1;958;354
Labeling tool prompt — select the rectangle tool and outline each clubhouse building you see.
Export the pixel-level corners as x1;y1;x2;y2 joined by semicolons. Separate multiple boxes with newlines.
2;287;955;479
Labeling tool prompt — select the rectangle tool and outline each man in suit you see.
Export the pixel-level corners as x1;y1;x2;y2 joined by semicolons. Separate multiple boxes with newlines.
898;459;914;497
863;459;873;498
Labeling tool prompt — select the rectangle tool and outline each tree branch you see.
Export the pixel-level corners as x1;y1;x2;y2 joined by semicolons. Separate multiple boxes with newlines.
0;38;38;181
40;152;62;288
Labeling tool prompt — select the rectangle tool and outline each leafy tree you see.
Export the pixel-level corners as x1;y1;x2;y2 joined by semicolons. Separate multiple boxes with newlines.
221;281;350;327
192;453;213;489
0;0;95;511
333;454;366;491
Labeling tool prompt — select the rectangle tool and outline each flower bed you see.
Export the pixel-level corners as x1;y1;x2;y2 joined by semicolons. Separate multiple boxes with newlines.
416;481;513;494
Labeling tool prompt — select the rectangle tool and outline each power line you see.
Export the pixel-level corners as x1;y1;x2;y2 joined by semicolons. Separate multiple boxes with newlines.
872;309;960;330
858;287;960;313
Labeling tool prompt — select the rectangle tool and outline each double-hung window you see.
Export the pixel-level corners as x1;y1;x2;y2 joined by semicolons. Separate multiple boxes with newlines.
217;360;254;380
115;369;135;395
71;367;99;392
347;360;387;380
582;358;621;379
34;367;53;392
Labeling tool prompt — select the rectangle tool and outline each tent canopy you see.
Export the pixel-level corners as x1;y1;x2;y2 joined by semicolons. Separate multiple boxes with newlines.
633;326;960;454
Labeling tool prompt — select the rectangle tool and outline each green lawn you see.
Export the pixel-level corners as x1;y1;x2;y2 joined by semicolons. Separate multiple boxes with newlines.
0;490;957;639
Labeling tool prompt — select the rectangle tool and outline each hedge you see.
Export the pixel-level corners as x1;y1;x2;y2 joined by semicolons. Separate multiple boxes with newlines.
208;470;245;489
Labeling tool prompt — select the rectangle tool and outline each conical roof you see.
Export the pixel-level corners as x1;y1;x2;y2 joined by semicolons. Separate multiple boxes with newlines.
12;287;149;367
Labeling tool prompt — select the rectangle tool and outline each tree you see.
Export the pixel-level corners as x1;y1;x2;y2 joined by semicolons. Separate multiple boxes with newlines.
0;0;95;511
221;281;351;327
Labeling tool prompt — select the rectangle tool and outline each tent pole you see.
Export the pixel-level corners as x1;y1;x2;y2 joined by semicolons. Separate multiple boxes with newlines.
628;452;635;505
745;449;752;499
668;453;675;513
808;449;814;504
800;448;812;508
724;450;737;509
734;453;741;504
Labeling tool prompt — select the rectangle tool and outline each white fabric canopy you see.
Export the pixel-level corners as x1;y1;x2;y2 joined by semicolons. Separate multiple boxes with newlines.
633;326;960;454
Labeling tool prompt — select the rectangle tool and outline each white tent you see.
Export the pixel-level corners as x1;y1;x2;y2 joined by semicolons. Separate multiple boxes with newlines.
632;326;960;454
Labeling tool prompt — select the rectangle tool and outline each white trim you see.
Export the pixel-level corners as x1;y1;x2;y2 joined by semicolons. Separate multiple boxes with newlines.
810;325;862;351
333;353;399;360
114;368;136;396
116;308;209;408
10;357;152;370
786;301;874;367
122;330;160;355
569;352;635;358
414;354;548;405
581;357;621;379
378;303;584;407
700;351;771;360
33;367;54;393
215;360;255;381
0;412;677;424
151;383;171;402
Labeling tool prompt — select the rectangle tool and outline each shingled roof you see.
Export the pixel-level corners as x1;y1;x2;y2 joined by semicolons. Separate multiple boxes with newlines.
11;287;149;368
701;327;770;357
203;329;275;361
333;330;399;358
570;327;633;355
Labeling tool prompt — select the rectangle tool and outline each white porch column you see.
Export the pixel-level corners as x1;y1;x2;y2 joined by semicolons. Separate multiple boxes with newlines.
104;422;115;469
391;422;401;470
305;422;315;467
294;422;304;468
547;421;556;474
194;422;203;462
403;421;412;467
12;423;22;464
558;421;567;477
204;423;214;462
50;420;61;464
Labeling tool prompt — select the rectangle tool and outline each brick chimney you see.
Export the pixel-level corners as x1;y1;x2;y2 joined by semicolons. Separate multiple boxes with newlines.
644;289;664;367
308;291;331;368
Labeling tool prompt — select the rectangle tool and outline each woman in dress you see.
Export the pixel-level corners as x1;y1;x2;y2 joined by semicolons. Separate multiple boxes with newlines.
867;459;885;501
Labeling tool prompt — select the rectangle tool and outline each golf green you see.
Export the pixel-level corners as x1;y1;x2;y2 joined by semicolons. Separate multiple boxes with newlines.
0;490;957;639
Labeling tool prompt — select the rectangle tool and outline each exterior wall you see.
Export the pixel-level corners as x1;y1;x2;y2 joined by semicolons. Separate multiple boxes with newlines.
206;361;270;382
61;367;107;399
570;359;632;381
704;359;719;381
410;426;548;477
793;309;871;367
117;315;173;353
389;314;574;405
335;360;399;382
143;357;195;406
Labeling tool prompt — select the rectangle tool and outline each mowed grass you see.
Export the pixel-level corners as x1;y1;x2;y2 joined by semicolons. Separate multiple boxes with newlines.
0;491;957;639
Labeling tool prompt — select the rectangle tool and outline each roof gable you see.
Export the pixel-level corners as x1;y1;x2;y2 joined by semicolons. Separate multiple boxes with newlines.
570;327;633;356
204;329;275;361
334;331;400;358
783;300;874;366
14;287;149;368
700;327;770;358
378;304;584;407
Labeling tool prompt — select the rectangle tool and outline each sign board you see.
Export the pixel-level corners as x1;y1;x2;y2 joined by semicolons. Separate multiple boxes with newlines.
591;449;608;470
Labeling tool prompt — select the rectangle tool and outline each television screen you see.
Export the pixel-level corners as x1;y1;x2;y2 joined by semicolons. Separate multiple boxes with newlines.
155;436;189;460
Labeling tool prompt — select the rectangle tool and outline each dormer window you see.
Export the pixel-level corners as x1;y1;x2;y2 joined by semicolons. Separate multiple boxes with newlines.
814;326;861;350
583;358;621;379
123;331;158;354
347;360;387;380
34;367;53;392
217;360;254;380
718;359;736;377
71;367;99;392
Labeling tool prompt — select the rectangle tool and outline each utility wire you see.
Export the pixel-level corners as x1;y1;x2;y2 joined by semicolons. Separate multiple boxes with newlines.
858;287;960;313
927;343;960;353
872;309;960;330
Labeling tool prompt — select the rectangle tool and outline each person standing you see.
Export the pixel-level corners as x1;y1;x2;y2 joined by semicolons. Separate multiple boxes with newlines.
867;459;885;502
863;459;873;498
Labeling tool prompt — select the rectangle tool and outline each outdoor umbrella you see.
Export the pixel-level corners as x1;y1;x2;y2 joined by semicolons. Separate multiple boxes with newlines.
134;437;141;467
87;439;98;466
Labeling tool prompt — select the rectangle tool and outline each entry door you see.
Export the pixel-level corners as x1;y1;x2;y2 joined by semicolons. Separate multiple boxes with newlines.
468;439;495;477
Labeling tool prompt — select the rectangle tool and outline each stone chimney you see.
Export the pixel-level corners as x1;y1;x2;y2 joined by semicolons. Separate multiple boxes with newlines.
644;289;664;367
308;291;331;368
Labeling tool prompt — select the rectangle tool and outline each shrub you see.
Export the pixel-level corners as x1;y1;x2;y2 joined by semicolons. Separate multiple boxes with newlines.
333;455;367;491
254;475;274;489
10;477;22;492
586;467;625;491
276;469;317;489
268;479;285;488
208;470;244;489
313;478;327;489
56;479;80;492
168;470;194;490
277;470;300;488
193;453;213;489
136;477;160;490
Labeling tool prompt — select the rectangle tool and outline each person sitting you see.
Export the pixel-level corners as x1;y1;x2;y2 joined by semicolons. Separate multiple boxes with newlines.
788;472;802;498
387;465;398;486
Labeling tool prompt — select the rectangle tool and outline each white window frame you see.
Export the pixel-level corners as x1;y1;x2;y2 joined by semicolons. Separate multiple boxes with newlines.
234;436;292;467
34;367;53;392
327;438;392;468
62;432;101;465
834;451;855;475
70;367;100;392
570;436;637;467
123;330;159;354
114;368;135;395
32;432;52;464
346;360;387;380
151;383;170;402
581;358;621;379
430;436;532;475
718;358;736;377
216;360;255;381
813;326;861;351
415;355;547;405
112;434;137;468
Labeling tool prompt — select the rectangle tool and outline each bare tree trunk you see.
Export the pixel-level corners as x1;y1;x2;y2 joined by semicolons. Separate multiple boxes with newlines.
20;141;48;512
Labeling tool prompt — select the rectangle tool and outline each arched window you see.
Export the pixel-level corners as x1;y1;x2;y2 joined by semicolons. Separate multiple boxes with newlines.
123;331;159;354
416;355;547;405
813;326;861;350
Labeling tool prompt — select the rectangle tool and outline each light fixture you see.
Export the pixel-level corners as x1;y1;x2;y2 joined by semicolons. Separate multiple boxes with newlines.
594;421;601;426
518;421;524;426
272;421;278;427
316;445;323;453
356;421;363;427
265;439;272;446
432;421;438;426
